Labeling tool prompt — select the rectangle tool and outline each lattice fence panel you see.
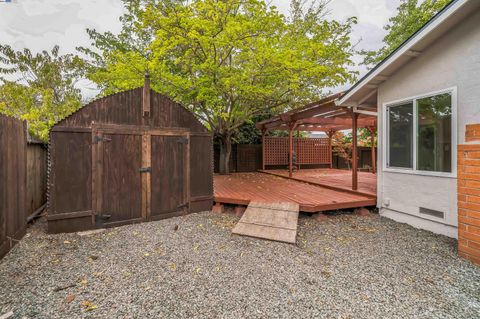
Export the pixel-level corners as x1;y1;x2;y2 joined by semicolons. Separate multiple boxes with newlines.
297;138;330;164
264;137;330;166
264;137;289;165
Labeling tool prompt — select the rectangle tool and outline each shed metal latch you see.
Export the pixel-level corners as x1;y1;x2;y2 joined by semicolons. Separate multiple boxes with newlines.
139;166;152;173
177;137;189;144
93;135;112;144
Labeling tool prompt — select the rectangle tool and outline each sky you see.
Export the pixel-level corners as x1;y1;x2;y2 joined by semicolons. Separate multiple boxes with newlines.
0;0;399;97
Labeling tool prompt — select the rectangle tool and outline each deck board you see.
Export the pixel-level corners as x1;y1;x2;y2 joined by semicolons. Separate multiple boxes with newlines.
263;168;377;196
214;172;376;212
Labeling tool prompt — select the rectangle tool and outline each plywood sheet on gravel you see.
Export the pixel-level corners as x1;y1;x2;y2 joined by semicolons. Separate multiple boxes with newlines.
232;201;299;243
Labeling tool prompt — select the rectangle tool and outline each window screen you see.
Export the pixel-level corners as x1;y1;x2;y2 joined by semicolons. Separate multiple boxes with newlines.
388;103;413;168
417;93;452;172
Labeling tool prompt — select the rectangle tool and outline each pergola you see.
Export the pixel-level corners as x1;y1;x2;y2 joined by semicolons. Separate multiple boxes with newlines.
256;93;377;191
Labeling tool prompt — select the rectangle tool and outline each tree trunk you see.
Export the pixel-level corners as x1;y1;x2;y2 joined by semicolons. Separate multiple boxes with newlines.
219;134;232;175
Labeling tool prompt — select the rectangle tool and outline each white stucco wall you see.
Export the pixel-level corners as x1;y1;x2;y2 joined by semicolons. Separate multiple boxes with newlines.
377;9;480;238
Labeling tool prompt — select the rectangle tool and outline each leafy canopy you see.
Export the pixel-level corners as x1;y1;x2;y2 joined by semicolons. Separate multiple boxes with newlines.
362;0;452;66
0;45;85;140
80;0;358;138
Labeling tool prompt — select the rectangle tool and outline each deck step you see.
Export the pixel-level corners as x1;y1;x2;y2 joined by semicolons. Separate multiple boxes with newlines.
232;201;299;244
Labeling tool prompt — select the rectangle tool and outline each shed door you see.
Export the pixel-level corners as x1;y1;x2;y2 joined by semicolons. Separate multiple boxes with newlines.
94;131;143;226
150;134;189;219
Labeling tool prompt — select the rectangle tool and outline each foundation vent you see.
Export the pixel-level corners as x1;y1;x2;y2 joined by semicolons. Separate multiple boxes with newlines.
419;207;444;219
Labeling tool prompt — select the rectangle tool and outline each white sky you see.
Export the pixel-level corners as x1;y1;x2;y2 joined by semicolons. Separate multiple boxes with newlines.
0;0;399;97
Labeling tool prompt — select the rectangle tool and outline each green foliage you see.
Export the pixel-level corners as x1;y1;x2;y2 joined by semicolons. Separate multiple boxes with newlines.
0;45;85;140
80;0;357;134
362;0;452;66
79;0;357;172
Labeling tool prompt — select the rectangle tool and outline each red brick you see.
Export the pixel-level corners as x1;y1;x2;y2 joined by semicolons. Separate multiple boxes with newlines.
459;201;480;212
234;205;246;217
458;158;480;166
458;194;467;202
466;195;480;204
459;216;480;227
354;207;371;217
212;203;224;214
458;244;480;258
467;224;480;236
466;210;480;219
458;144;480;151
459;229;480;242
458;173;480;181
458;237;469;246
464;166;480;174
458;223;468;231
463;151;480;159
464;180;480;189
468;240;480;251
465;254;480;265
458;187;480;196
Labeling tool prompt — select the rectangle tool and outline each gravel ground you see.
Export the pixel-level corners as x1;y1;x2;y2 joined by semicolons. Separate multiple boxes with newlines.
0;211;479;319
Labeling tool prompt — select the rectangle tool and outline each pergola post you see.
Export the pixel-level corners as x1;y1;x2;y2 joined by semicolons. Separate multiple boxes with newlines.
351;111;359;191
296;129;301;171
288;122;297;177
261;129;267;170
368;126;377;173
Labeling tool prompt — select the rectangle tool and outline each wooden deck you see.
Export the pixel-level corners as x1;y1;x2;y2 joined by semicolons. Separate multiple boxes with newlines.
261;168;377;196
214;172;376;213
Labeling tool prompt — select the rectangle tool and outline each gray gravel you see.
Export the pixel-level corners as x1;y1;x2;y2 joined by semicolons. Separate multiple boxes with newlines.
0;211;479;319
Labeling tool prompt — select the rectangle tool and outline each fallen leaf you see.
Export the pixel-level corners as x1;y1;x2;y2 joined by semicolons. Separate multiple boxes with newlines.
65;294;75;303
144;253;150;257
79;279;88;286
81;300;97;312
63;240;71;244
169;263;177;271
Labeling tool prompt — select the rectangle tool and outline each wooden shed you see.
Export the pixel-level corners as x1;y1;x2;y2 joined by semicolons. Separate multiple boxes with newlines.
47;80;213;233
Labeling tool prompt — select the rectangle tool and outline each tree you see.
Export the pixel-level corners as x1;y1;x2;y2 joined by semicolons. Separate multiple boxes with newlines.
80;0;357;173
0;45;85;140
332;131;352;169
362;0;451;66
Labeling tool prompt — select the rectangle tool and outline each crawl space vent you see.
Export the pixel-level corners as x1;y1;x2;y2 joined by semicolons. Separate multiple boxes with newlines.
419;207;444;219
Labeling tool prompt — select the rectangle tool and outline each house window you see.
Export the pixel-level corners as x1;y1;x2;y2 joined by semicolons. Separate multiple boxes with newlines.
388;102;413;168
386;89;454;175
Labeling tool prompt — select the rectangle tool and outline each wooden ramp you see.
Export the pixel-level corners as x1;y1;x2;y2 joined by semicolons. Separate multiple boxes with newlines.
232;202;299;244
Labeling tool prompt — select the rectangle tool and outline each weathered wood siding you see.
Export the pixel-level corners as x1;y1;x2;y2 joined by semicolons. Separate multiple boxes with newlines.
26;142;47;217
0;115;27;258
48;88;213;233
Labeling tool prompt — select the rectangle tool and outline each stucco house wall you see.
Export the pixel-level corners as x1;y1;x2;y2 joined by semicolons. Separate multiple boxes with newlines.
377;9;480;238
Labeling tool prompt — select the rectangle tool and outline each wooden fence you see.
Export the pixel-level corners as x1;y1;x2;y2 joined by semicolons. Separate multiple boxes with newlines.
0;115;47;259
26;141;48;218
214;144;263;173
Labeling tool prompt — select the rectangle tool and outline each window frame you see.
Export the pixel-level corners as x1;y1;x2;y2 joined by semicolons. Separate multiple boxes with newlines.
383;87;457;178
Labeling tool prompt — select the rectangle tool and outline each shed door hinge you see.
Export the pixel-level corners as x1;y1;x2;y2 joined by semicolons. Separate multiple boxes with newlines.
177;202;189;209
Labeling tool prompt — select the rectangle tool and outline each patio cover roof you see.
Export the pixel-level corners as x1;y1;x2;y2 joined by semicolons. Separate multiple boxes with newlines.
256;93;376;132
